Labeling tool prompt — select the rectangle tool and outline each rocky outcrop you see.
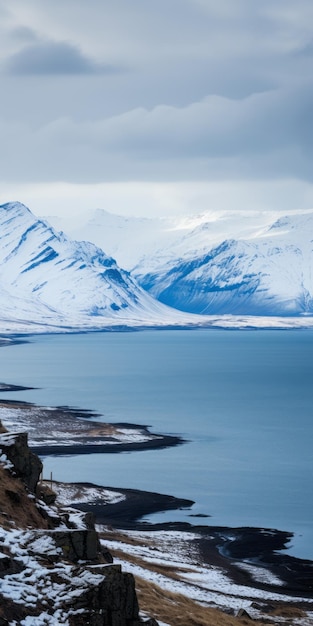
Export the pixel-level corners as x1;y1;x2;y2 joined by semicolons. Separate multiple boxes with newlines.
0;429;42;492
53;528;102;562
0;422;157;626
68;564;140;626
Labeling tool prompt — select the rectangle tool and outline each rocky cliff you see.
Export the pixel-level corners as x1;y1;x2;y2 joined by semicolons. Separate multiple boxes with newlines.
0;421;157;625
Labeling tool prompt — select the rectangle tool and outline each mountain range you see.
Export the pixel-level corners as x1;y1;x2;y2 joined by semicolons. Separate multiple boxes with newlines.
0;202;199;333
0;201;312;334
51;208;313;317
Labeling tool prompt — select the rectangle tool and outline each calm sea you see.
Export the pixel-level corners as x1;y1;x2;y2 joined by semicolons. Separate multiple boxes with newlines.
0;330;312;560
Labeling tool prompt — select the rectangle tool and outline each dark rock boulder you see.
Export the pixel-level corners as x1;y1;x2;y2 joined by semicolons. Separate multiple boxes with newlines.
68;564;141;626
0;431;42;492
53;528;101;562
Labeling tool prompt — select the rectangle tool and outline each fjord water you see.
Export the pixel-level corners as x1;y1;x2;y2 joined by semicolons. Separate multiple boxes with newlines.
0;330;312;560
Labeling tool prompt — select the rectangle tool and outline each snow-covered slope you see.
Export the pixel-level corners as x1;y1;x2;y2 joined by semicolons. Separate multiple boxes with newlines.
0;202;202;332
47;209;195;271
138;213;313;316
49;208;279;273
52;207;313;317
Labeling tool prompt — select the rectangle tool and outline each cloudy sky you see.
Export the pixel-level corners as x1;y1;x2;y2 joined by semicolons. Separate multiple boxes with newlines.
0;0;313;218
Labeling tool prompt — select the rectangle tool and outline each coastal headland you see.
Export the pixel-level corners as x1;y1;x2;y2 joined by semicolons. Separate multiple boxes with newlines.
0;393;184;455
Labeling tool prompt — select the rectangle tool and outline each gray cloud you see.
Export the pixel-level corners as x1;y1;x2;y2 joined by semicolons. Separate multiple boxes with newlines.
9;26;39;43
294;39;313;57
4;40;120;75
38;84;313;162
0;0;313;212
0;83;313;185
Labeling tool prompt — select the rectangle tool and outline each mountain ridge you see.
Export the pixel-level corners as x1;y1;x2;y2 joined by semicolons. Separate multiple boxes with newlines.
0;201;203;332
52;206;313;317
137;213;313;316
1;201;313;330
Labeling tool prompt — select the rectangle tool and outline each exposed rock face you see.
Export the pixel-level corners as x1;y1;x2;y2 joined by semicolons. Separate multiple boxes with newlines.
53;528;102;562
0;430;42;492
0;534;142;624
68;564;140;626
0;423;156;625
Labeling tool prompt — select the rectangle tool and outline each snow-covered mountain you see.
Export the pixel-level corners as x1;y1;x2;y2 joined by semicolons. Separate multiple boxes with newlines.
137;213;313;316
2;202;313;331
49;208;279;273
51;207;313;317
0;202;201;332
47;209;196;271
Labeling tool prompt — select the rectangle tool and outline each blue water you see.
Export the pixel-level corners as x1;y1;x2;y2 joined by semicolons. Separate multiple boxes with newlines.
0;330;312;560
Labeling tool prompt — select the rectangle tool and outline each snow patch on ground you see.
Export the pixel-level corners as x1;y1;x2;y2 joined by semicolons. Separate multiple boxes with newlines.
0;452;14;470
53;482;126;506
235;561;285;586
0;525;105;624
0;403;162;451
100;528;313;621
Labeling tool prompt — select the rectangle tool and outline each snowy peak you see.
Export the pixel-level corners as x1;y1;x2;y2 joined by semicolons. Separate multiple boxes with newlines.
135;211;313;316
52;209;187;271
50;208;286;275
2;202;313;327
0;201;33;219
0;202;199;332
45;206;313;317
266;213;313;238
0;202;116;292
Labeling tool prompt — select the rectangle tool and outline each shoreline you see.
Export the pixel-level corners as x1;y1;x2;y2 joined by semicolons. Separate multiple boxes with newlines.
1;385;313;604
0;397;185;455
52;479;313;600
1;320;313;340
32;434;183;455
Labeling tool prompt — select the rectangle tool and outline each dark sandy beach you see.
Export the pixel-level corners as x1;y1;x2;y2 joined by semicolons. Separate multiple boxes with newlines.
51;479;313;600
46;483;313;599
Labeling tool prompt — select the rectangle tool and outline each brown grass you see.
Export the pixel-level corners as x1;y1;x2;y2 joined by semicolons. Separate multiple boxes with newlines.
268;605;307;619
104;529;154;547
135;576;268;626
0;466;49;529
103;529;311;626
107;542;267;626
112;547;196;582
